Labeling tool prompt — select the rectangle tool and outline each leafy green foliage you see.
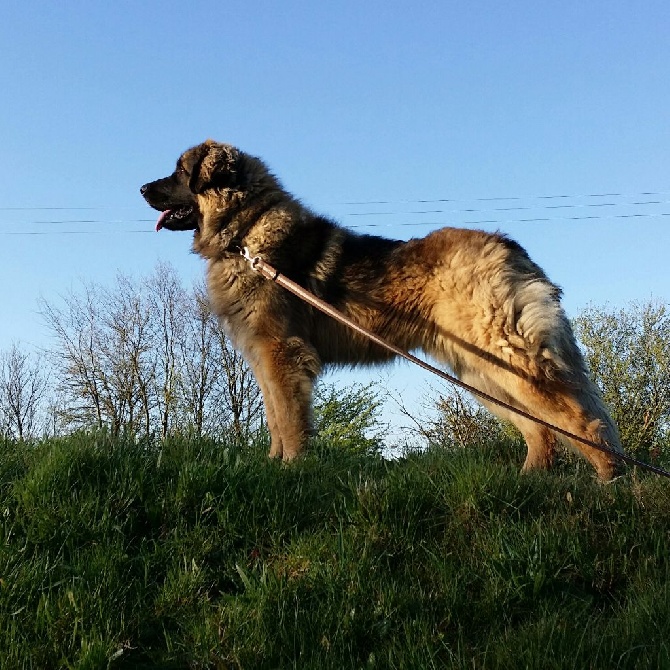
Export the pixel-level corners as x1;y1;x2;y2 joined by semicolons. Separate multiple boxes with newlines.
1;434;669;668
414;387;518;451
574;301;670;461
312;382;385;456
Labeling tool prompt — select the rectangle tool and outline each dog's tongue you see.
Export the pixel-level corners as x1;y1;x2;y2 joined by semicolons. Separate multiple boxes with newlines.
155;210;172;231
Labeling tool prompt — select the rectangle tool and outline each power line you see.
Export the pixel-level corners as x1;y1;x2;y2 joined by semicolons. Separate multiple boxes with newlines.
0;205;151;211
345;200;669;217
2;188;669;235
2;205;669;227
0;230;154;236
338;189;670;206
352;211;670;229
1;211;669;236
0;219;155;225
2;196;669;225
2;188;669;212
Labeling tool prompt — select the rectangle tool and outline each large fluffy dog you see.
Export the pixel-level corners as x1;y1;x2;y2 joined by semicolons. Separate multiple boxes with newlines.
141;140;623;479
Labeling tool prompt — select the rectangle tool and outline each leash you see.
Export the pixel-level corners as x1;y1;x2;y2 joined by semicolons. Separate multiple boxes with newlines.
241;247;670;479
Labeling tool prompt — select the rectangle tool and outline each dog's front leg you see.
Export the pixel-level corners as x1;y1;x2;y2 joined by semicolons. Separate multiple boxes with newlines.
253;337;320;461
251;364;284;459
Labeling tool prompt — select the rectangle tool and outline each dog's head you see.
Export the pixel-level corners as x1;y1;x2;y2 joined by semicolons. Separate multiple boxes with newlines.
140;140;242;232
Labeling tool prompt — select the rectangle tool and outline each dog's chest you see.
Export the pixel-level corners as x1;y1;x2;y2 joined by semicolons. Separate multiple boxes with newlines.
206;257;267;335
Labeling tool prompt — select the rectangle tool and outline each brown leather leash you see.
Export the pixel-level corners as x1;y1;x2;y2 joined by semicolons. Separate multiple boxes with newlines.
241;247;670;479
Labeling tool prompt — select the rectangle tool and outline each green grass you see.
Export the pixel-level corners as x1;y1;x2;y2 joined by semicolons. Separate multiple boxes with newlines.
1;433;669;668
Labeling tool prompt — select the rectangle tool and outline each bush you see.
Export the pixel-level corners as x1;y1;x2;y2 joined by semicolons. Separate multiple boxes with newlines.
574;300;670;462
312;382;385;456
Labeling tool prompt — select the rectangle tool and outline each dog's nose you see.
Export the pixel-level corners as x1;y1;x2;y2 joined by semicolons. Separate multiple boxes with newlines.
140;184;149;195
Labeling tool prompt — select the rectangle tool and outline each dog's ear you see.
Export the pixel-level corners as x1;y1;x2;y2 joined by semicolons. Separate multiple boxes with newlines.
184;140;241;194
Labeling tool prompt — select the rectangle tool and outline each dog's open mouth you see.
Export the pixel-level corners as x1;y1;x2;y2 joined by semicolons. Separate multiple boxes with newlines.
155;205;198;231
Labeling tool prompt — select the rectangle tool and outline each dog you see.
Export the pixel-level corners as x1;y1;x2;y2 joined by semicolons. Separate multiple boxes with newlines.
141;140;623;479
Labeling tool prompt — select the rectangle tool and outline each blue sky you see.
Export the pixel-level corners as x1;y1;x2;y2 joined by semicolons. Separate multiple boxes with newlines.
1;2;669;435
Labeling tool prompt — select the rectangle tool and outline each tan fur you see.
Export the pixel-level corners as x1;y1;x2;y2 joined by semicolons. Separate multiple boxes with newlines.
141;140;624;479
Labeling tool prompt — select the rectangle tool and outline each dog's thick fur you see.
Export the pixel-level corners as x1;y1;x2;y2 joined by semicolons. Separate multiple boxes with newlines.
141;140;623;479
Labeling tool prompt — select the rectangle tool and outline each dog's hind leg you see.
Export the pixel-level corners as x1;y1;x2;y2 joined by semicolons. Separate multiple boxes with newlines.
500;382;621;480
459;366;622;480
519;422;560;472
515;382;623;480
558;405;623;481
475;394;558;472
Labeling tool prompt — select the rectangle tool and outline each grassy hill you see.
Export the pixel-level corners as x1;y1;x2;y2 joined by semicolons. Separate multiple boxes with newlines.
1;433;669;669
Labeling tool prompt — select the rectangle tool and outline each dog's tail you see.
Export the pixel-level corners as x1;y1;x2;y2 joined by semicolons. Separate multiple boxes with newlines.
499;249;623;462
493;235;587;381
